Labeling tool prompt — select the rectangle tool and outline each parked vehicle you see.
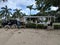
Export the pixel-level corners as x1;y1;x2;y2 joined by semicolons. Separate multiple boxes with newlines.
1;19;20;28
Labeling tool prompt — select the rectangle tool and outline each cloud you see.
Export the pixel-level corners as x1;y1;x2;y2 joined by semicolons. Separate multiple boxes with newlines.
51;6;58;11
0;0;38;15
0;0;35;9
0;0;59;15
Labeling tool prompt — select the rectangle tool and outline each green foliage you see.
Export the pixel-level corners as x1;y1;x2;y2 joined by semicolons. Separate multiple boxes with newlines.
35;0;51;12
0;0;7;2
26;23;47;29
27;5;33;15
26;23;36;28
55;16;60;22
0;20;3;28
27;5;33;10
0;5;12;20
35;0;60;13
37;24;47;29
54;25;60;29
12;9;22;18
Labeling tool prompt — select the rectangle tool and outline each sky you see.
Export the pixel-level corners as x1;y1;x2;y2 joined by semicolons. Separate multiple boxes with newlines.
0;0;58;15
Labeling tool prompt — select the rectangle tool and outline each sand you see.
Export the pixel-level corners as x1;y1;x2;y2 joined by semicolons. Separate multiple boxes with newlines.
0;28;60;45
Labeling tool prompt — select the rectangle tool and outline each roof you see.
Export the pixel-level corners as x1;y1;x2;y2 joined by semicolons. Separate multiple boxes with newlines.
24;16;55;18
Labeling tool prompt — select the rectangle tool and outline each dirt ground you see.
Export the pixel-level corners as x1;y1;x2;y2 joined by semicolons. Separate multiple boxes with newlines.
0;28;60;45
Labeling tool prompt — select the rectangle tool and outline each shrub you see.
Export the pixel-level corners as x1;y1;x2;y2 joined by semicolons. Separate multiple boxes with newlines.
37;24;47;29
54;25;60;29
26;23;47;29
0;20;2;28
26;23;36;28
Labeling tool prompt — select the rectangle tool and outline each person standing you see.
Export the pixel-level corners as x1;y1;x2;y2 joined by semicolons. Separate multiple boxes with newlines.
47;20;53;30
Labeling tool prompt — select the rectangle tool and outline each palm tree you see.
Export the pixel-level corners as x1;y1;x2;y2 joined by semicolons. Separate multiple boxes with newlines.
0;0;7;2
0;5;12;20
27;5;33;15
3;0;7;2
12;9;22;19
